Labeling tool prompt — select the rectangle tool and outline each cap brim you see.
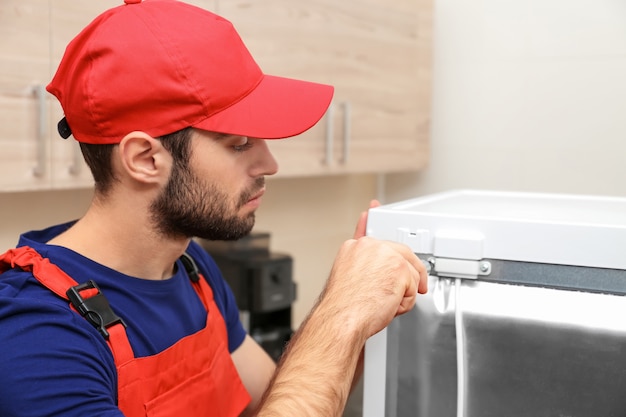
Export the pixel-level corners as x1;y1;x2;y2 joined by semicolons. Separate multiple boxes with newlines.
194;74;334;139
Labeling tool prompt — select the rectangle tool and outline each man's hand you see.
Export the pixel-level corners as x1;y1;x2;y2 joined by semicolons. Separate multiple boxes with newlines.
320;199;428;339
321;237;427;338
255;199;429;417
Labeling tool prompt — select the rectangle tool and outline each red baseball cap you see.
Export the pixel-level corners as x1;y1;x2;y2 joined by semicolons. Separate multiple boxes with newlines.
47;0;334;144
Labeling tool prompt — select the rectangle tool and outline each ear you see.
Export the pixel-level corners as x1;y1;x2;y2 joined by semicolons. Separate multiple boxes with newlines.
117;131;171;185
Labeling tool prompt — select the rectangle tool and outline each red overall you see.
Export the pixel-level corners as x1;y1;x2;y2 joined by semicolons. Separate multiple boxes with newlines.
0;246;251;417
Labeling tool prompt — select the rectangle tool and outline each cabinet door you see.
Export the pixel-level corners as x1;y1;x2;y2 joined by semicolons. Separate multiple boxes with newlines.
0;1;52;191
333;0;432;174
218;0;432;177
49;0;120;189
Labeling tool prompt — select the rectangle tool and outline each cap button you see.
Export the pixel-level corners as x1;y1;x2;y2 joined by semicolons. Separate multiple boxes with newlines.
124;0;142;4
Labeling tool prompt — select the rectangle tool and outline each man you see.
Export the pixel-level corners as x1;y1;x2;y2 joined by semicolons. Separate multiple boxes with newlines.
0;1;427;416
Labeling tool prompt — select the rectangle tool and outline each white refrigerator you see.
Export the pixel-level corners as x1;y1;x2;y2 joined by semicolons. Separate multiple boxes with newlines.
363;189;626;417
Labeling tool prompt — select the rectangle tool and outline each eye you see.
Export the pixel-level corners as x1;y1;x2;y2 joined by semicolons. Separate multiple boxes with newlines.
232;136;253;152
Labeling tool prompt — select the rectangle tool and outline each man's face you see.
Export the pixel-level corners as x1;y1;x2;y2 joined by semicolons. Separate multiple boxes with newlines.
149;131;278;240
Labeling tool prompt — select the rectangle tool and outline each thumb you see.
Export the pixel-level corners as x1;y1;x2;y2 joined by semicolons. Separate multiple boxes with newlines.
353;200;381;239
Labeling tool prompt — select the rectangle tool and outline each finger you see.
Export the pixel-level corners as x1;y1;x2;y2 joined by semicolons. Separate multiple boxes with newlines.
386;241;428;295
403;264;419;300
397;267;418;315
417;267;429;294
397;294;417;316
353;200;381;239
353;211;368;239
388;241;426;277
409;255;428;294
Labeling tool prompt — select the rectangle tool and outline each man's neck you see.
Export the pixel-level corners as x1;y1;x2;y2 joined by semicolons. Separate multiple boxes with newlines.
47;201;190;281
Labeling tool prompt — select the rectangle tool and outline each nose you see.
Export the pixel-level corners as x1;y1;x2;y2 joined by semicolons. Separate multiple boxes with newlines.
251;138;279;177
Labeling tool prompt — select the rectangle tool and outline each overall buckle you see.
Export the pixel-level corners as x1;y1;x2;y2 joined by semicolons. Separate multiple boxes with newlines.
66;280;126;340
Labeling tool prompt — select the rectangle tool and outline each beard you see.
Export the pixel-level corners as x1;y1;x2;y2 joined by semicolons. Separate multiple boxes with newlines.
150;161;264;241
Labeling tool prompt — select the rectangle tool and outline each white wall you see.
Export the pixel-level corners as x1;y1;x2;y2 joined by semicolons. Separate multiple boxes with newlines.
386;0;626;202
0;189;93;250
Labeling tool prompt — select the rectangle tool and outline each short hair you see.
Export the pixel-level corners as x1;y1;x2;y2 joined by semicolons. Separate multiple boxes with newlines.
79;127;193;196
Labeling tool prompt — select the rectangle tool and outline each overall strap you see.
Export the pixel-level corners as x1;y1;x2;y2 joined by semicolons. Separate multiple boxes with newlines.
180;251;214;310
0;246;134;366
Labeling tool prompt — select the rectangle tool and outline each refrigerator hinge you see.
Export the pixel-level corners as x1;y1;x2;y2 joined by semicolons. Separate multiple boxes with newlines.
425;257;491;280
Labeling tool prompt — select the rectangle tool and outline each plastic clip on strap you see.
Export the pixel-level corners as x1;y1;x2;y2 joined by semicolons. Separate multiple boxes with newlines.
179;252;200;283
66;280;127;340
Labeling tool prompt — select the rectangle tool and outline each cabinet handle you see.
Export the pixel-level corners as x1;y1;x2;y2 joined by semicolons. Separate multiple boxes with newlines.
32;84;47;177
69;142;82;175
324;101;335;165
341;101;351;164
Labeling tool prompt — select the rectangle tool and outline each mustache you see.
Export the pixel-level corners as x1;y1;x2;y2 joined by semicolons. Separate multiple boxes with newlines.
238;177;266;206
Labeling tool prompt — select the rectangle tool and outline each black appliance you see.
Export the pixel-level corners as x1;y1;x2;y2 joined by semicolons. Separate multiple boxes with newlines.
199;233;296;361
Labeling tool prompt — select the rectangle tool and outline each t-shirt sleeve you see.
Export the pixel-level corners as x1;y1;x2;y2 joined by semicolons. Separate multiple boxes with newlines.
187;241;247;353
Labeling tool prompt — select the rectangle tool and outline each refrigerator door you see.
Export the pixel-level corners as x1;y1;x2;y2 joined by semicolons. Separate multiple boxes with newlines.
366;267;626;417
363;190;626;417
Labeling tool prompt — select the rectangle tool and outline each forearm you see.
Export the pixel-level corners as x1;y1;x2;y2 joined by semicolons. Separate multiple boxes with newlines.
351;349;364;393
252;236;427;416
255;302;366;417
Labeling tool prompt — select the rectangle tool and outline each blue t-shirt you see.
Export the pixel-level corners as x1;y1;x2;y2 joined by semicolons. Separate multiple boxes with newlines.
0;222;246;417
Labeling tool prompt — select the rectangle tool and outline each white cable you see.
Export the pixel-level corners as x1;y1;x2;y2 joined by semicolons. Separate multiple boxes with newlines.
455;278;465;417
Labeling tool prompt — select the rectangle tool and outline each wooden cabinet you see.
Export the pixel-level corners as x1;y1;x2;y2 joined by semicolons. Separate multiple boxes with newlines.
0;0;221;192
218;0;432;177
0;1;51;191
49;1;121;189
0;0;120;191
0;0;431;191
